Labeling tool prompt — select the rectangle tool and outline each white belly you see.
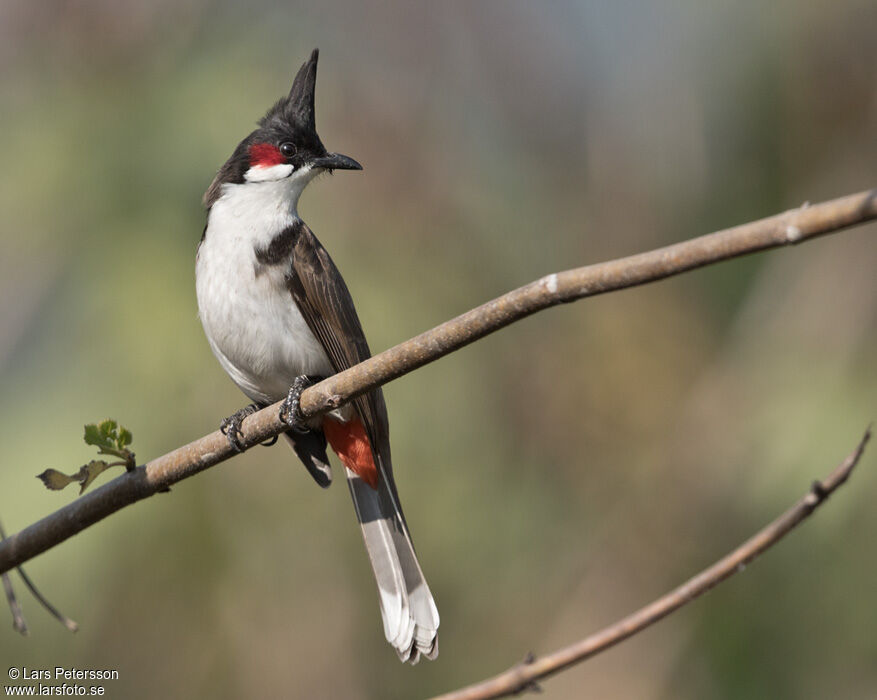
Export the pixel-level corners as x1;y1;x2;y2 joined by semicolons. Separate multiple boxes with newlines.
196;185;334;404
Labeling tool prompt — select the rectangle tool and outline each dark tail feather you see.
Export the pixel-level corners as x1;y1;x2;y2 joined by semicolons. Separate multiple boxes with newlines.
284;431;332;488
346;470;439;662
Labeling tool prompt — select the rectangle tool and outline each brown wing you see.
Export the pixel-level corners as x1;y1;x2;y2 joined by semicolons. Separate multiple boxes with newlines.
284;221;391;468
282;226;436;655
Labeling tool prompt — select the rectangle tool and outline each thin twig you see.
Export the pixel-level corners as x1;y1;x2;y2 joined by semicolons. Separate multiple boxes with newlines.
0;189;874;575
428;428;872;700
0;520;77;632
14;567;79;632
2;572;27;635
0;520;28;634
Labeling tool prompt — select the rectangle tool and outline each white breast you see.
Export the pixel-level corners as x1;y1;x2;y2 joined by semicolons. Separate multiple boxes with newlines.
196;177;334;405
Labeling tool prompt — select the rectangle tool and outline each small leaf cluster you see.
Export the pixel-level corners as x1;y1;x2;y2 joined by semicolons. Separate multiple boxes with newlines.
37;420;136;495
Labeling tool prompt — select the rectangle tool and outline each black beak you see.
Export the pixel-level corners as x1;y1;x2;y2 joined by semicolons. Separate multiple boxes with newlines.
310;152;362;171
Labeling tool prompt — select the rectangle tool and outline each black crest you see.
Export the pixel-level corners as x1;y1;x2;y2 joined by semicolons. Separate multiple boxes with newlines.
203;49;326;209
260;48;320;133
285;48;318;130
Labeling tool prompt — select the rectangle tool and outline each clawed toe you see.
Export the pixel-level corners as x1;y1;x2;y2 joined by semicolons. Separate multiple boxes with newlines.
220;403;259;452
279;375;320;433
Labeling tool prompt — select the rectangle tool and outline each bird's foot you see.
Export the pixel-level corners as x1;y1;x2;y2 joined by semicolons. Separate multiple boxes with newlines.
220;403;260;452
279;375;321;434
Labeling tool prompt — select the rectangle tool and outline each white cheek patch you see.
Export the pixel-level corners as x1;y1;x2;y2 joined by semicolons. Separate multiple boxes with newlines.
244;163;294;182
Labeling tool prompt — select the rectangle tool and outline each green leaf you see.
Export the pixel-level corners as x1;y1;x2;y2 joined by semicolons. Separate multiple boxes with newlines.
84;420;117;451
40;419;136;495
37;469;77;491
84;419;134;453
98;419;117;442
83;423;104;448
117;426;132;449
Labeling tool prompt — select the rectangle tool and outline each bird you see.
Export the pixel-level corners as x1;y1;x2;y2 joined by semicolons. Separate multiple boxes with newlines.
195;49;439;663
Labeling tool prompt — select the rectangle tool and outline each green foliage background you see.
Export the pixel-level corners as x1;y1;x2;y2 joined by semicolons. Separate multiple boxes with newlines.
1;2;875;698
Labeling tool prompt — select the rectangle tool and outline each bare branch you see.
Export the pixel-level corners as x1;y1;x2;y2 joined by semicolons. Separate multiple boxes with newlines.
428;428;871;700
0;520;28;634
2;573;27;635
13;567;79;633
0;189;874;575
0;519;77;633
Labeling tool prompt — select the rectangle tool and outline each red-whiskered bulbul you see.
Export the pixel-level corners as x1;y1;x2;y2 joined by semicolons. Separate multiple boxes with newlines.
195;49;439;663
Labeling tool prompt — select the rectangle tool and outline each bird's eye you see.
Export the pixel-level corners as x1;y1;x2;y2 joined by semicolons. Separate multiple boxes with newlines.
279;142;297;158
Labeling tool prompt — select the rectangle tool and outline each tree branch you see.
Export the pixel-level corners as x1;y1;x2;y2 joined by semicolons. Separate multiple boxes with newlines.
0;189;874;574
0;520;77;633
1;572;26;635
428;427;872;700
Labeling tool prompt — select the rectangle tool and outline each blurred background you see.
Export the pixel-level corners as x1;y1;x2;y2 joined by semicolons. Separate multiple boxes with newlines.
1;1;875;698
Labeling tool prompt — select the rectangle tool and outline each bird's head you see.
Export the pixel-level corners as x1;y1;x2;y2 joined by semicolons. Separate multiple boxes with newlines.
204;49;361;209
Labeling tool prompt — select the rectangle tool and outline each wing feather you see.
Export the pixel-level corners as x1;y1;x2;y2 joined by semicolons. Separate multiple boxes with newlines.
280;221;437;660
285;222;391;473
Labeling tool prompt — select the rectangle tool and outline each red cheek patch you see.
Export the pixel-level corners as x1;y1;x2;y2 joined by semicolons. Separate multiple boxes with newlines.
248;143;285;167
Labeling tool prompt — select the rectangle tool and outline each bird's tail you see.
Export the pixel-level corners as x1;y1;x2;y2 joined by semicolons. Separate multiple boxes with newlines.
346;470;439;663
